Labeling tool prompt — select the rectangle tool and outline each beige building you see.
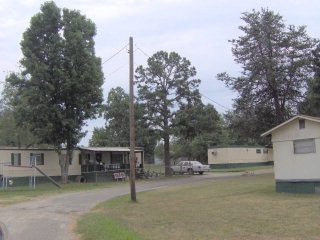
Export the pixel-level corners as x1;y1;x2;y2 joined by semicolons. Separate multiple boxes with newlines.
0;146;144;186
261;115;320;193
0;148;81;177
208;146;273;168
0;148;81;187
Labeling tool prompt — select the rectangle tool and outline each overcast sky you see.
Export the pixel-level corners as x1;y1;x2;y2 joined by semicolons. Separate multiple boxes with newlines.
1;0;320;146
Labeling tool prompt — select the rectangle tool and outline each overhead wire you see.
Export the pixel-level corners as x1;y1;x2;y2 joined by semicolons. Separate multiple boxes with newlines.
201;94;230;110
104;43;231;112
102;44;128;65
133;44;231;111
135;46;150;58
105;62;128;78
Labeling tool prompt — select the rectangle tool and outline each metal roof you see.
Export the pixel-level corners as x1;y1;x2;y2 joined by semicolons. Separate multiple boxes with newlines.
78;147;143;152
261;115;320;137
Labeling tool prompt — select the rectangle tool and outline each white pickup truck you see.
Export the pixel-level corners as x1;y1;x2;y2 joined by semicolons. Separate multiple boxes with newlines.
171;161;210;175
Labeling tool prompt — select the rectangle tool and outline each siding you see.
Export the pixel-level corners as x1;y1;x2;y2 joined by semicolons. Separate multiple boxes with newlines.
208;147;273;166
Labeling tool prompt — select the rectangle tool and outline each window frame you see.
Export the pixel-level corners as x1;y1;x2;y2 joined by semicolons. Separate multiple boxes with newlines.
299;119;305;129
30;153;45;165
11;153;21;166
293;138;316;154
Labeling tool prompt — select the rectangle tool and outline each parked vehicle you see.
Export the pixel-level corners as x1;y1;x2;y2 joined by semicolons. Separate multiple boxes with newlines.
171;161;210;175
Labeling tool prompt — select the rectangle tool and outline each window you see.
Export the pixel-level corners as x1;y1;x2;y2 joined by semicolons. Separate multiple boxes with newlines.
79;154;82;165
293;139;315;154
256;149;261;154
30;153;44;165
11;153;21;166
263;149;268;154
111;152;123;164
299;119;305;129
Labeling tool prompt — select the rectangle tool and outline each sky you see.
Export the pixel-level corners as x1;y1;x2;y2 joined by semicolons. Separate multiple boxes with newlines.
0;0;320;146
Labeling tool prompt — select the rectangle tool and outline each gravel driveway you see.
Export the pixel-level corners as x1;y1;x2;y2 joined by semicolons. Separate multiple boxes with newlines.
0;170;273;240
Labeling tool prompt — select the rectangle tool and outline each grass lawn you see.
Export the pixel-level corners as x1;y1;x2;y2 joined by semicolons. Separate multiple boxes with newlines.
0;182;122;207
77;173;320;240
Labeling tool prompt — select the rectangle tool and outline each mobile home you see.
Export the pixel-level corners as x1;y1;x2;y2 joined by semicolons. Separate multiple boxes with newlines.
0;146;144;186
261;115;320;193
208;146;273;169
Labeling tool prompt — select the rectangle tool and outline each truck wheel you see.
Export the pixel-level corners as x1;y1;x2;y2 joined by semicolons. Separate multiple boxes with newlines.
199;171;204;175
188;168;194;175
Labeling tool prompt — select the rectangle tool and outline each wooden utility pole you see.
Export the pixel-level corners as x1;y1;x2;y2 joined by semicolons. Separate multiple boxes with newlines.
129;36;137;201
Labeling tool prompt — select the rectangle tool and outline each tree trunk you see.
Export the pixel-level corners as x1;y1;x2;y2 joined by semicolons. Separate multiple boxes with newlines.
273;95;285;124
163;133;171;177
59;149;70;184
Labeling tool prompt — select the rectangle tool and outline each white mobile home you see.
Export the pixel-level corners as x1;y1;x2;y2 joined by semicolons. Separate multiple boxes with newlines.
261;115;320;193
208;146;273;168
0;146;144;186
0;148;81;186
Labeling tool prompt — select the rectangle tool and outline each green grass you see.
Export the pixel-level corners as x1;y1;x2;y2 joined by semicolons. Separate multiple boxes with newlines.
0;181;125;207
77;212;148;240
76;174;320;240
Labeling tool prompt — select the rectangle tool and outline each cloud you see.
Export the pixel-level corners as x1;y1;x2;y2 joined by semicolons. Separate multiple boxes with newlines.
1;0;320;145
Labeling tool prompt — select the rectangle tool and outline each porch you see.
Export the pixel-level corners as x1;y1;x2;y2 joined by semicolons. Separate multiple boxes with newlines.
78;147;144;182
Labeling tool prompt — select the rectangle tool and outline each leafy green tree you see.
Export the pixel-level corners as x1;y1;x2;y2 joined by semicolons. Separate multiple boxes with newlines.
172;97;203;145
104;87;130;147
224;102;276;145
0;75;37;147
6;2;103;183
135;51;201;176
90;87;158;162
135;103;159;163
190;135;209;163
299;44;320;116
89;127;112;147
0;108;31;147
218;8;317;143
173;103;226;162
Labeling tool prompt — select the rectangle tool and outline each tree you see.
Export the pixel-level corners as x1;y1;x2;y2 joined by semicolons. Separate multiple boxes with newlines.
173;103;226;162
104;87;130;147
299;44;320;116
89;127;112;147
224;102;276;145
135;51;201;176
134;102;159;163
6;1;104;183
90;87;159;162
217;8;317;142
0;76;39;147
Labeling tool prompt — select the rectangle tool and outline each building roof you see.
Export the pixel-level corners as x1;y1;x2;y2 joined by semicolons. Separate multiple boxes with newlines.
261;115;320;137
78;147;143;152
208;145;268;149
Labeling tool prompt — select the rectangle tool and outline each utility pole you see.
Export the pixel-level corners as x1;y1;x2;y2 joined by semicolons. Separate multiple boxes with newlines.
129;36;136;201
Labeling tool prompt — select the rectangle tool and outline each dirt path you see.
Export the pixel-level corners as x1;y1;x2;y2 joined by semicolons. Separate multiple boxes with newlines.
0;170;273;240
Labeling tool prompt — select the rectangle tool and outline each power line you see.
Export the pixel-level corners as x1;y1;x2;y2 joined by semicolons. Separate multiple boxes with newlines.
135;46;150;58
101;44;231;112
103;44;150;78
105;62;128;78
201;93;230;110
102;44;128;65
